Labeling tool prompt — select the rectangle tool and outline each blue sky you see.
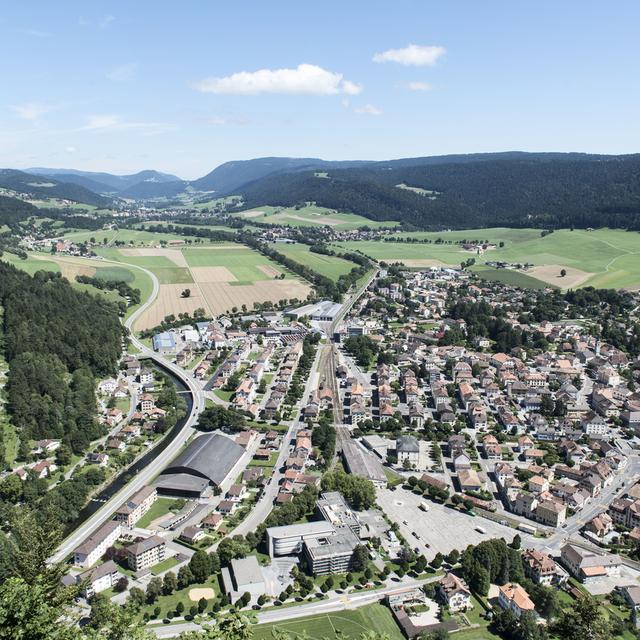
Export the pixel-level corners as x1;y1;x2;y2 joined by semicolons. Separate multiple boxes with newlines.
1;1;639;178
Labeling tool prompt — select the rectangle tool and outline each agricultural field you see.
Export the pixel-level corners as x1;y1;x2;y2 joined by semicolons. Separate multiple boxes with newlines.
234;204;398;230
92;243;311;330
252;603;404;640
268;242;355;280
337;228;640;290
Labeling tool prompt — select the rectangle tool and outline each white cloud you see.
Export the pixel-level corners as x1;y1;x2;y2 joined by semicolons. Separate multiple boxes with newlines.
354;104;383;116
65;146;77;153
206;115;248;126
100;15;115;28
17;28;52;38
373;44;445;66
107;62;137;81
10;102;53;120
193;63;362;96
406;81;433;91
81;115;173;136
341;80;363;96
84;115;122;130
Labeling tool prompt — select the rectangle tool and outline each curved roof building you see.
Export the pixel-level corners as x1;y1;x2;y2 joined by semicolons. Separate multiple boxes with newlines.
156;433;245;497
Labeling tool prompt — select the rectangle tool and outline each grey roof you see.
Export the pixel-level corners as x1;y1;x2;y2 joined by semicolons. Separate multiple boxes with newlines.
230;556;264;588
162;433;245;487
305;528;359;559
74;521;121;556
78;559;119;583
267;521;336;538
397;435;420;453
155;473;209;496
153;332;176;349
127;535;165;557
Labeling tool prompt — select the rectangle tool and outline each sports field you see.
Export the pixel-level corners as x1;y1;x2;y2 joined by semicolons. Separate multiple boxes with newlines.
94;243;311;330
252;603;404;640
269;242;355;280
337;228;640;290
235;204;398;230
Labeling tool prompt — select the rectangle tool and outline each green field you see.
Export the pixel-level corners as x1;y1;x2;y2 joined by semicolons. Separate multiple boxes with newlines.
0;252;61;275
182;243;295;282
337;228;640;290
472;267;554;289
251;603;404;640
235;204;399;230
269;243;355;280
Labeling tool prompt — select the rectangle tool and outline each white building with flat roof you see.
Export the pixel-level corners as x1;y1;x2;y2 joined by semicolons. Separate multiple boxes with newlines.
267;521;336;557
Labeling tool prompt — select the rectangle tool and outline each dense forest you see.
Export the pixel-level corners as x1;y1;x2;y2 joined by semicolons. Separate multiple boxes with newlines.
0;195;39;227
0;263;124;454
234;153;640;230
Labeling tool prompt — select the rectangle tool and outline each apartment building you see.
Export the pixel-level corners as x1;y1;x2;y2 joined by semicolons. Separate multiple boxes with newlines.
73;521;122;568
126;535;166;572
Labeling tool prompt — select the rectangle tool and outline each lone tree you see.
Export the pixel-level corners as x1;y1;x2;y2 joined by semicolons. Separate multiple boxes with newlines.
181;288;191;298
560;269;567;277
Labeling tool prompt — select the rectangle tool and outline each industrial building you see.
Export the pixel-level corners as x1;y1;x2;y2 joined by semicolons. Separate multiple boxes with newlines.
152;332;176;354
155;433;245;497
285;300;342;322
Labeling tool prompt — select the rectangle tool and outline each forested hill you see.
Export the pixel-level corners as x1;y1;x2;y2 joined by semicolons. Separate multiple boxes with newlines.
0;195;38;226
0;263;124;453
234;153;640;230
0;169;112;208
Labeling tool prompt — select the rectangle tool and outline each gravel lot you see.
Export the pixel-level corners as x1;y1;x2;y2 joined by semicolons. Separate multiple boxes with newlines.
377;487;533;560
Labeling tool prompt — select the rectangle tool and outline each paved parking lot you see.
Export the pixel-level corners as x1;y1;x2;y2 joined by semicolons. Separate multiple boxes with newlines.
377;487;533;560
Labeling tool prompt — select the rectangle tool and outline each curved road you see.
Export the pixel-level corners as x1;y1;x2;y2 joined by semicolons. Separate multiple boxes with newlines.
51;262;206;563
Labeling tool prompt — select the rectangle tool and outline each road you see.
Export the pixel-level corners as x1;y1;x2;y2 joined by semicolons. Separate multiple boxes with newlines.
51;263;207;564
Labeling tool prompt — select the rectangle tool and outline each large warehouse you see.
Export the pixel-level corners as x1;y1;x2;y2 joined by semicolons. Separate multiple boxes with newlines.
155;433;245;498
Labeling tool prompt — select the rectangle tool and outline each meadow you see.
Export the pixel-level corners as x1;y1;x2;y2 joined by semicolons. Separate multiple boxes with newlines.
251;603;404;640
63;227;205;246
268;242;355;280
337;228;640;290
234;204;399;230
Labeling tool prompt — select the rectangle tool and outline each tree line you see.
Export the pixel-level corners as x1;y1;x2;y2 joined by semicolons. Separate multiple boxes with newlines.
0;264;124;457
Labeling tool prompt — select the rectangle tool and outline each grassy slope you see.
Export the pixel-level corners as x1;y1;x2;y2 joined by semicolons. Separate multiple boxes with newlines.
268;243;354;280
338;228;640;289
235;204;399;230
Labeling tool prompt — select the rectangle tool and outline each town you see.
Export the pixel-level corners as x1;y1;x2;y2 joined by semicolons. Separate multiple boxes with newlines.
22;260;634;640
